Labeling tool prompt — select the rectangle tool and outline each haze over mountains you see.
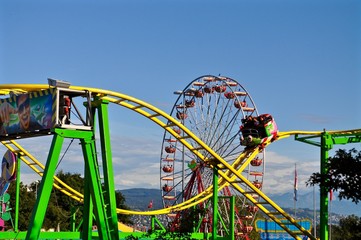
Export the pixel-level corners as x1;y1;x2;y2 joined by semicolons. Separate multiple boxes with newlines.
120;188;361;217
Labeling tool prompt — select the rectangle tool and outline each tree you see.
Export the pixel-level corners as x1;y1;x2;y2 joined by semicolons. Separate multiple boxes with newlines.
5;170;131;231
50;170;85;230
115;190;132;224
331;215;361;240
6;182;36;230
307;148;361;203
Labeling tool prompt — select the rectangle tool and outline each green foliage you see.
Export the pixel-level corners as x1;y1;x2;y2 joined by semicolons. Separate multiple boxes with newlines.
115;190;133;224
331;215;361;240
6;182;36;230
5;170;131;231
123;230;194;240
177;206;209;233
50;170;85;230
307;148;361;203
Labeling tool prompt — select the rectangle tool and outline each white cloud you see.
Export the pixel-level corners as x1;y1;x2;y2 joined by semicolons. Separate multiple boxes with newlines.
261;151;320;195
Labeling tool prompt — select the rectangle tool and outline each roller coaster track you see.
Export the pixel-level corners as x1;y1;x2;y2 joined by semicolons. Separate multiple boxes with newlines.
1;84;360;239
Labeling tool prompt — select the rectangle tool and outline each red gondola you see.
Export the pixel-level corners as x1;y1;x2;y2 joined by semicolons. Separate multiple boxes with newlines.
253;180;262;189
173;128;181;134
246;205;258;213
162;165;174;173
224;92;235;99
185;100;195;107
176;111;187;120
215;85;226;93
195;90;204;98
234;100;247;109
163;184;173;192
250;157;263;166
204;86;214;94
165;146;176;153
242;226;253;233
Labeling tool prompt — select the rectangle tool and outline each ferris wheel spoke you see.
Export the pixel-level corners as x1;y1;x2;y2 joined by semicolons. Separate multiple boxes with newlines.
214;135;242;160
204;101;232;147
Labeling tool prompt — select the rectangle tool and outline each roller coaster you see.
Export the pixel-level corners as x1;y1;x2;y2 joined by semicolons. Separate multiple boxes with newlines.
0;76;360;240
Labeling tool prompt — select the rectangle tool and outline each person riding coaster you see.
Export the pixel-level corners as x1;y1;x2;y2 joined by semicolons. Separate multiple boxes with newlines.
240;114;278;148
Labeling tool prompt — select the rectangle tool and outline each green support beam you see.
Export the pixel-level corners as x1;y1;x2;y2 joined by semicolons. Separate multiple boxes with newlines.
81;133;111;239
94;99;119;239
212;167;219;240
26;132;65;240
295;130;361;240
229;196;235;240
82;165;94;239
320;132;332;240
24;124;119;240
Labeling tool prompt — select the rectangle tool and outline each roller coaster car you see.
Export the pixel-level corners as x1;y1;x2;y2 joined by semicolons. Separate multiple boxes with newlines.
240;114;278;148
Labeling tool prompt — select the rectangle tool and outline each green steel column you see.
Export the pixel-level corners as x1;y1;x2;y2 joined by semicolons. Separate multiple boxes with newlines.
229;196;235;240
81;133;111;240
96;99;119;239
212;167;219;240
82;166;93;239
82;103;97;239
26;133;64;240
71;207;76;232
320;132;331;240
14;154;21;232
151;216;155;231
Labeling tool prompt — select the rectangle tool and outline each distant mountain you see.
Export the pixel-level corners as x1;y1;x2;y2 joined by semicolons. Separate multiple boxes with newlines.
119;188;163;211
119;188;361;217
267;191;361;217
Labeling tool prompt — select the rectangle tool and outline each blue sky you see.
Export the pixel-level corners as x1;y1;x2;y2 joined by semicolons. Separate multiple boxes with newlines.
1;0;360;211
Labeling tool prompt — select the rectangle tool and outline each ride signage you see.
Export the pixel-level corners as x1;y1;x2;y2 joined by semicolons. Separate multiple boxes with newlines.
0;89;55;139
255;219;312;240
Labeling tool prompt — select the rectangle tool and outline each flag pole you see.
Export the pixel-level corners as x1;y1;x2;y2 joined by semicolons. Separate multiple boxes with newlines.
294;163;298;218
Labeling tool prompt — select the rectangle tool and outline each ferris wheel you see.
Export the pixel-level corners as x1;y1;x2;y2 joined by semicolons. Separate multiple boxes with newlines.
159;75;267;237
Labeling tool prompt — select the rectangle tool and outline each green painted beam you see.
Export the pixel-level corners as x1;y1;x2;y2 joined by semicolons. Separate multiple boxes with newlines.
26;133;64;240
95;99;119;239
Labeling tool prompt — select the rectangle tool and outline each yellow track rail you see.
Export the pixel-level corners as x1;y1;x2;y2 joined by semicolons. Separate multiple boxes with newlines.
2;84;359;239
